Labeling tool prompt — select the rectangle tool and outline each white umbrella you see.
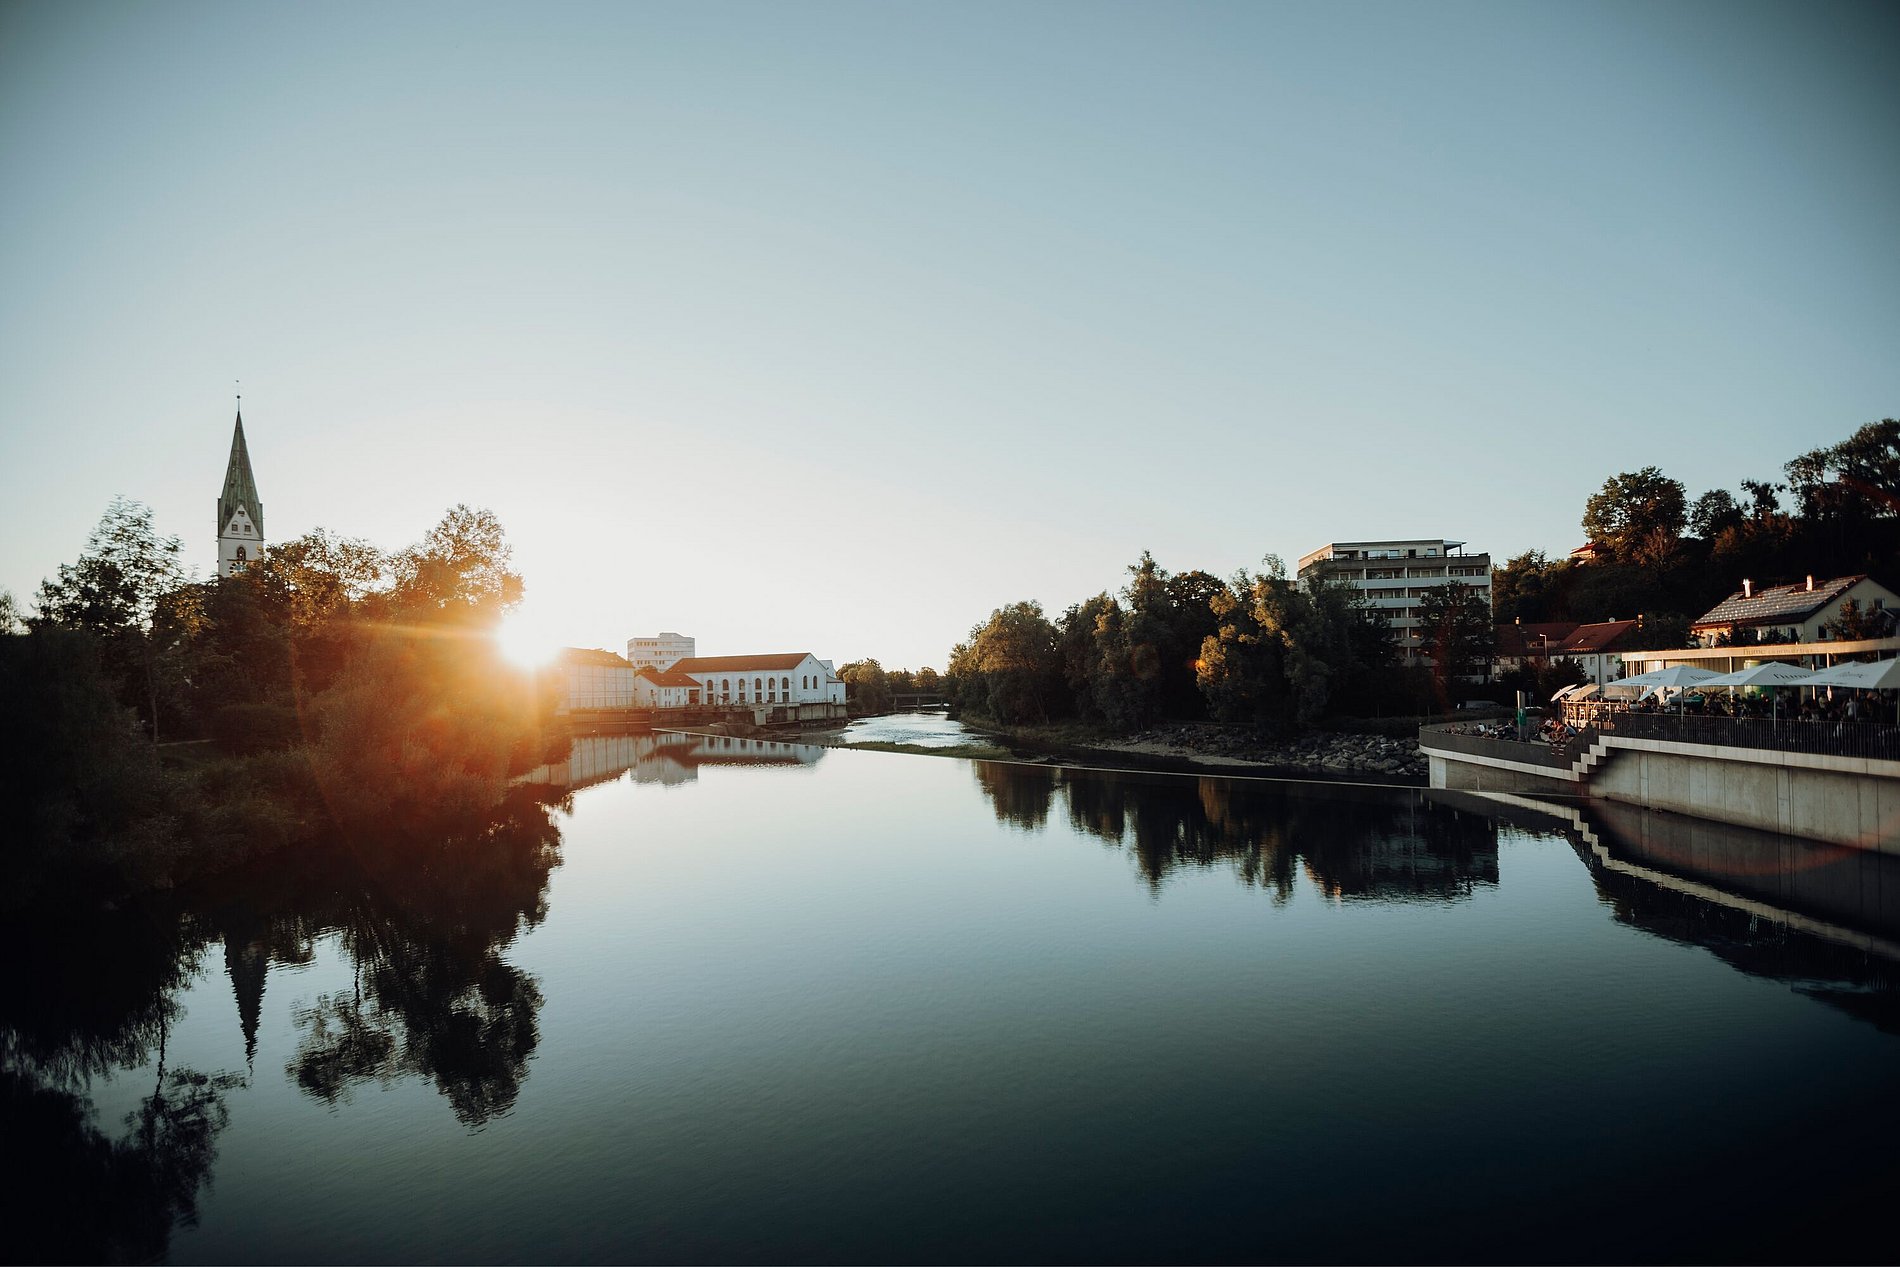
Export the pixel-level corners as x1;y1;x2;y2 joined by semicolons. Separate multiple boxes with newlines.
1796;659;1900;690
1699;660;1811;721
1697;661;1812;689
1550;683;1582;702
1615;665;1723;689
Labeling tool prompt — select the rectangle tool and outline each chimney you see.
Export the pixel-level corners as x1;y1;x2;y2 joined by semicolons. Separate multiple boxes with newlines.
1806;575;1814;592
1742;579;1753;599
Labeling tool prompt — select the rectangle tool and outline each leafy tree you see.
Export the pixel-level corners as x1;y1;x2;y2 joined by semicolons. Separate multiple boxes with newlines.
33;499;187;740
1415;583;1495;691
839;659;892;713
1581;467;1687;564
948;601;1061;724
385;505;522;624
1688;489;1743;540
0;589;22;635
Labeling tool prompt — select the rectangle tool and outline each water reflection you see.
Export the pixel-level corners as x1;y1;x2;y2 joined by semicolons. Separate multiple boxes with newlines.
0;785;565;1257
974;761;1499;902
520;731;828;790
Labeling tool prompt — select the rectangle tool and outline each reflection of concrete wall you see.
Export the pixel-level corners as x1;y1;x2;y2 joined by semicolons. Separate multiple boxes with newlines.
1588;747;1900;855
1584;800;1900;942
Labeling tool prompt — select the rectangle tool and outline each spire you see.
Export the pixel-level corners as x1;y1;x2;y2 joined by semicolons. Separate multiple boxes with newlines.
217;408;263;541
224;935;268;1071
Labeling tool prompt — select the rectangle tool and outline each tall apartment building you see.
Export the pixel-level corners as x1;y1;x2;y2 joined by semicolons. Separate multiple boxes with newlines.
625;632;697;671
1295;538;1492;665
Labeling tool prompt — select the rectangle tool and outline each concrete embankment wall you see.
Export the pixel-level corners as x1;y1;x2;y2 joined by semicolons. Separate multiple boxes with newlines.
1420;727;1900;851
1586;744;1900;855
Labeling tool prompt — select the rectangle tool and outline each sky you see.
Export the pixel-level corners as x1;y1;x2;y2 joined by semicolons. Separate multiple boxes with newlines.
2;0;1896;669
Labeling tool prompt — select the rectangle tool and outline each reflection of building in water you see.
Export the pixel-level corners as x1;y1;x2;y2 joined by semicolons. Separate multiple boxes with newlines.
521;732;827;791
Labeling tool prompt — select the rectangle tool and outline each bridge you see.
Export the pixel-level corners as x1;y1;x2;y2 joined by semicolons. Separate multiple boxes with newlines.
890;693;949;712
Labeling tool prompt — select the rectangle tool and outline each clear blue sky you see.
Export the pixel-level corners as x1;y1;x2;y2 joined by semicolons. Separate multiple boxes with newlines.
3;0;1896;668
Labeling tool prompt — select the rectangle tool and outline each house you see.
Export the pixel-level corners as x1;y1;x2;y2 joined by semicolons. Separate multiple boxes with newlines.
1494;621;1579;675
1690;575;1899;648
1553;619;1642;684
633;665;701;708
1296;538;1492;666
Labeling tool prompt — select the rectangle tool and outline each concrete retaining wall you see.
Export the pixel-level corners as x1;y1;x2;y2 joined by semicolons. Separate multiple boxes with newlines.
1587;745;1900;854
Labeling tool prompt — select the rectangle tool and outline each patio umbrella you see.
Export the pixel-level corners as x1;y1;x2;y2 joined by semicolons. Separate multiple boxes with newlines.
1550;683;1582;702
1615;665;1723;689
1796;659;1900;690
1699;661;1811;721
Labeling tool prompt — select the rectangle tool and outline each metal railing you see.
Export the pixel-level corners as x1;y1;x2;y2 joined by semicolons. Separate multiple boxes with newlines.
1594;712;1900;763
1418;722;1592;770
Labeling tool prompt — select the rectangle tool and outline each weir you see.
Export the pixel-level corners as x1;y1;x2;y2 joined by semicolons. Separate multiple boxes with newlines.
1419;716;1900;852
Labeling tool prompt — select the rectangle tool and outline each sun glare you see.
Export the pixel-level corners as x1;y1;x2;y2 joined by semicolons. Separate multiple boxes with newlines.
496;612;558;669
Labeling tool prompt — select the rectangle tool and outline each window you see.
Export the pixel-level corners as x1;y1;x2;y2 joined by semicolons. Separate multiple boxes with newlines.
782;677;790;694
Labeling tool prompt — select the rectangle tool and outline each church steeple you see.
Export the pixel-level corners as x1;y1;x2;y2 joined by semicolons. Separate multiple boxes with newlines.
216;407;264;577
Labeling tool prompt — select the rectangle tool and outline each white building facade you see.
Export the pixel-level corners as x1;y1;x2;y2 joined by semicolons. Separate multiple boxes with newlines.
668;653;845;707
626;632;697;671
1296;538;1492;666
556;648;637;710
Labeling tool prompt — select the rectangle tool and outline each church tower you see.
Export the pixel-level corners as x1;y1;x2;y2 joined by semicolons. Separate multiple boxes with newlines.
217;409;263;577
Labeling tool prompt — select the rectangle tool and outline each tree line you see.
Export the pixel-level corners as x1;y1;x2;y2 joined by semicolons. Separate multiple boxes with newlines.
1495;419;1900;639
0;499;561;903
939;418;1899;731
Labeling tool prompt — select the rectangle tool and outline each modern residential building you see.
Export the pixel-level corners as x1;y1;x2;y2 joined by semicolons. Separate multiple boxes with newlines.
1296;538;1492;665
1690;575;1898;647
626;632;697;671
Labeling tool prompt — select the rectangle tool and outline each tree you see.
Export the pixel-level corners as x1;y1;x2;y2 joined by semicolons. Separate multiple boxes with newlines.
0;589;22;635
1688;489;1743;540
838;660;892;713
948;602;1061;724
1415;583;1495;691
34;499;187;741
1581;467;1687;563
385;506;522;624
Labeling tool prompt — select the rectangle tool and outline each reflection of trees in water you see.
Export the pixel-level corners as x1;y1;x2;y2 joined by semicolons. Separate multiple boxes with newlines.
972;762;1497;901
285;787;561;1126
0;900;241;1264
0;786;566;1257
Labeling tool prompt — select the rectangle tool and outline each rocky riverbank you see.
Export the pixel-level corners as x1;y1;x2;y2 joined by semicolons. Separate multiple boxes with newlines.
1074;722;1428;781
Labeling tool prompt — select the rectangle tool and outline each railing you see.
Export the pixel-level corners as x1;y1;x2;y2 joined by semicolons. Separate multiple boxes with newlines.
1595;712;1900;763
1418;722;1588;771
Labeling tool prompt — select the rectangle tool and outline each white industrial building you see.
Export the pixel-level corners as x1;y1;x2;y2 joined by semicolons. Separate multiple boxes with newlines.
1296;538;1493;665
556;648;638;710
668;653;845;707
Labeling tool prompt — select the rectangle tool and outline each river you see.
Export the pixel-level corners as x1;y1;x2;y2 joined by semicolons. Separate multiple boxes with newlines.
7;716;1899;1263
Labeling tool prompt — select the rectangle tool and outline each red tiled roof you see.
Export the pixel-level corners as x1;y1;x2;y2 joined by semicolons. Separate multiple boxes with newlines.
559;647;633;668
1556;620;1639;654
1495;622;1579;657
635;666;701;688
1692;575;1866;629
669;653;814;673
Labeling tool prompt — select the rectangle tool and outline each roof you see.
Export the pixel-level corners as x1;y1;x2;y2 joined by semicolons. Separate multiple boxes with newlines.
218;410;263;538
559;647;633;668
1691;575;1866;629
670;653;815;673
1556;620;1640;654
635;666;700;687
1496;621;1579;657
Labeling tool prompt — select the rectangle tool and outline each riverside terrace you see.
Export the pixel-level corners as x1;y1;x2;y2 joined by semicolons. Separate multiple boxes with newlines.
1418;705;1900;852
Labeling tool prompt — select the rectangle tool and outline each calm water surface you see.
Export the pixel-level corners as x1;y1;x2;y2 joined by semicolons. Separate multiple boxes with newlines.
9;720;1900;1263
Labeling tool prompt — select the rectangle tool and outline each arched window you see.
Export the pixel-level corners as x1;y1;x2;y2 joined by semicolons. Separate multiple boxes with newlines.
234;546;246;561
754;677;762;695
782;677;790;694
